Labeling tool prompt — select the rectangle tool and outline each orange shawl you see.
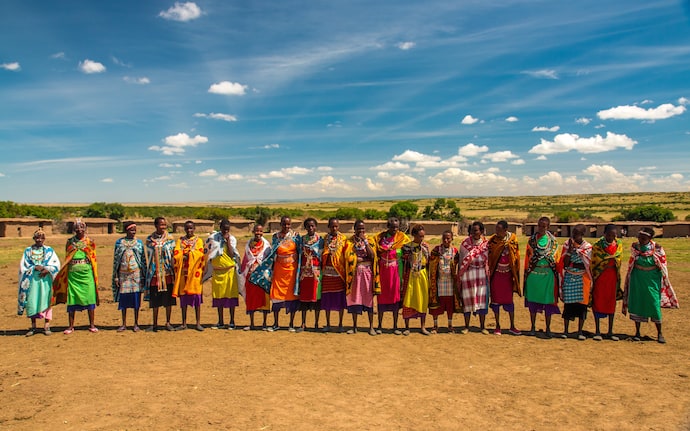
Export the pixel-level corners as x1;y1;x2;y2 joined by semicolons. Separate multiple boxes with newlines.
172;236;206;297
487;232;521;296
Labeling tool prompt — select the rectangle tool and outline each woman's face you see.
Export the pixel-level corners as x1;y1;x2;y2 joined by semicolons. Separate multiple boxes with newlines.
387;220;399;235
253;225;264;240
328;220;339;236
470;224;482;240
495;224;506;238
126;225;137;238
305;220;316;236
74;224;85;237
184;222;195;237
413;229;425;243
441;232;453;247
156;220;167;235
604;229;617;243
537;220;549;235
281;218;291;233
355;223;366;238
572;229;583;244
638;232;651;246
33;234;45;248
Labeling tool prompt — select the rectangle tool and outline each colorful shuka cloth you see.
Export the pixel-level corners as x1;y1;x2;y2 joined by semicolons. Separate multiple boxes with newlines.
249;231;301;312
457;236;490;314
112;237;146;305
428;245;461;315
144;231;175;301
344;235;379;312
240;237;272;312
53;235;99;309
204;231;241;308
401;241;430;319
523;231;560;307
172;235;206;302
321;232;348;311
297;233;324;302
590;236;623;316
487;232;521;307
374;230;410;310
18;244;60;318
623;241;678;322
557;238;593;304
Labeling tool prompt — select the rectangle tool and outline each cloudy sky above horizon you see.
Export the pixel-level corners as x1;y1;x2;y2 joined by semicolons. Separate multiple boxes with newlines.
1;0;690;203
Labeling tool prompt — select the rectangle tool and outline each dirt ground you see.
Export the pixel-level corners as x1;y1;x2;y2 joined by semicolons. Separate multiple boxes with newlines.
0;233;689;431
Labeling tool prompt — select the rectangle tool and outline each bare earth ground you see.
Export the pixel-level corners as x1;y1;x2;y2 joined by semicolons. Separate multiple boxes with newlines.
0;234;689;431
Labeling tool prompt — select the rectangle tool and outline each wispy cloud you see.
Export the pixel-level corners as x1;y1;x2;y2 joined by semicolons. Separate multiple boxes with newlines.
79;59;106;74
397;41;416;50
482;151;520;163
198;169;218;177
1;62;20;71
505;116;519;122
523;69;559;79
532;125;560;132
529;132;636;155
123;76;150;85
159;163;182;168
597;102;686;121
208;81;247;96
194;112;237;122
159;2;202;22
259;166;312;179
100;178;113;183
111;56;131;67
50;52;65;60
575;117;591;125
149;133;208;155
372;161;409;170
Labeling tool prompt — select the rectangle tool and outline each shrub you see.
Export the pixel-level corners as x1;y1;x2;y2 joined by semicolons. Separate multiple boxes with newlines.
622;205;676;223
388;201;418;221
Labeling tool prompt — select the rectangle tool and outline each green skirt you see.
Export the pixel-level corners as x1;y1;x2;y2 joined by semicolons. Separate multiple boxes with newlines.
67;263;97;306
525;266;556;305
628;268;662;320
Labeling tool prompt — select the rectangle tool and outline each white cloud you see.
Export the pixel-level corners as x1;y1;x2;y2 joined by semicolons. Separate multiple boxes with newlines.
217;173;244;181
532;125;560;132
393;150;440;164
159;163;182;168
639;99;653;105
529;132;636;155
575;117;591;125
123;76;150;85
461;115;479;125
111;56;131;67
679;97;689;106
582;164;644;190
638;166;657;171
208;81;247;96
523;69;559;79
429;168;510;187
79;59;106;74
194;112;237;122
377;172;390;179
291;176;355;193
259;166;312;179
51;52;65;59
149;132;208;155
397;41;416;50
1;62;20;71
372;161;410;170
100;178;113;183
317;166;333;172
199;169;218;177
511;159;525;165
594;124;606;129
366;178;384;192
195;160;202;164
389;174;420;189
327;121;342;128
351;176;363;180
159;2;202;21
262;144;280;149
505;116;519;122
482;151;519;163
597;103;686;121
169;182;190;189
535;155;547;161
458;143;489;157
0;173;5;177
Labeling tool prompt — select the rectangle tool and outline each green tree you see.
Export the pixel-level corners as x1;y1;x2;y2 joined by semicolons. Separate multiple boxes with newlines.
388;201;418;220
364;209;387;220
335;207;365;220
622;205;676;222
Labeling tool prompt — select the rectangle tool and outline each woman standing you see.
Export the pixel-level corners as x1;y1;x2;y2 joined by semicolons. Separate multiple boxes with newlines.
18;228;60;336
239;224;272;330
173;220;206;331
297;218;324;331
622;227;678;343
458;221;490;334
145;217;176;332
487;221;521;335
374;217;410;334
428;230;461;334
53;219;99;334
523;217;561;338
205;219;241;329
320;218;348;333
400;224;430;335
250;216;300;332
112;221;146;332
344;220;379;335
558;224;592;340
590;224;622;341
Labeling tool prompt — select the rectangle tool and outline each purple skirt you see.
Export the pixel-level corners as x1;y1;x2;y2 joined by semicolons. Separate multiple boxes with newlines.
377;302;399;313
213;298;239;309
118;292;141;310
67;304;96;313
347;305;373;315
525;300;561;316
180;294;203;308
272;300;299;314
321;291;347;311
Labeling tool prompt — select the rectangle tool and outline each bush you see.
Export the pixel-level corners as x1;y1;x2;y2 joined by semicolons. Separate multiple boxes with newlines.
555;210;580;223
335;207;364;220
622;205;676;223
388;201;418;221
364;209;388;220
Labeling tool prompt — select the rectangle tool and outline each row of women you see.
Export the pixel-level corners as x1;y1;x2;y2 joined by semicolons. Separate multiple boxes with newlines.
17;216;678;342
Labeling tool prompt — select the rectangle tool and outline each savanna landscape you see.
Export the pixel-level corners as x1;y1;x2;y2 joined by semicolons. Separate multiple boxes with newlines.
1;192;689;430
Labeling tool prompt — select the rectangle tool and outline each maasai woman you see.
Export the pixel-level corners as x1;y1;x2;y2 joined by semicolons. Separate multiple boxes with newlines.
239;224;271;330
297;218;324;331
622;227;679;344
374;217;410;335
112;221;146;333
204;219;241;329
401;224;430;336
344;219;379;335
458;221;490;334
145;217;176;332
523;216;561;338
173;220;206;331
18;228;60;336
320;218;348;333
487;221;521;336
590;224;622;341
558;224;592;340
249;216;300;332
428;230;461;334
53;218;99;334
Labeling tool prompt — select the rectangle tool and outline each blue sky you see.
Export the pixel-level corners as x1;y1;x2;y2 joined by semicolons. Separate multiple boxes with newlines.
1;0;689;203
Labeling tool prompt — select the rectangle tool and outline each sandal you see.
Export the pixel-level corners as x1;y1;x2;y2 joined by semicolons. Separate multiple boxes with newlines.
63;328;74;335
88;327;99;333
368;329;377;336
25;329;35;337
117;326;126;332
402;329;411;336
43;328;52;336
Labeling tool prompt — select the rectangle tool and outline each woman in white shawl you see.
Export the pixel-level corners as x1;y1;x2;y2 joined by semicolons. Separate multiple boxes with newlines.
239;224;272;330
